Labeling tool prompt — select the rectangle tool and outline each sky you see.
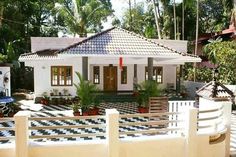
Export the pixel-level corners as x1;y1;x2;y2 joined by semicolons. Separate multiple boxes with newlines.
103;0;182;29
103;0;145;29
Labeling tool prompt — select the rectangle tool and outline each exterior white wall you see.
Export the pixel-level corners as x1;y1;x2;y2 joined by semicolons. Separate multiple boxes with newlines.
136;64;176;89
90;64;176;91
25;57;177;96
197;135;226;157
0;66;11;96
29;142;107;157
0;136;226;157
25;58;82;97
120;137;185;157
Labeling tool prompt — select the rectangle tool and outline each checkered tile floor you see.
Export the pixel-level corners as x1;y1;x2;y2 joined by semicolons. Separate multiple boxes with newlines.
1;102;170;144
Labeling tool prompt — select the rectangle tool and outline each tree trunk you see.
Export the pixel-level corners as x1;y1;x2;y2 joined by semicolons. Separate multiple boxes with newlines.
194;0;199;82
152;0;162;39
148;58;153;81
128;0;133;30
182;0;184;40
0;6;4;28
194;0;199;55
173;0;177;40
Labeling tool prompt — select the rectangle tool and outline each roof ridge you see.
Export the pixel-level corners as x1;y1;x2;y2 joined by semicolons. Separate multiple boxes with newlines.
115;27;198;58
57;27;116;54
20;49;59;57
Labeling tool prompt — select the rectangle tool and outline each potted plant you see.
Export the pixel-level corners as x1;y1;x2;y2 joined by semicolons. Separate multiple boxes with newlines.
89;97;100;115
63;88;69;96
52;89;58;96
8;103;20;117
136;80;162;113
136;91;149;113
41;92;49;105
72;103;80;116
74;72;99;116
0;110;4;118
50;90;54;96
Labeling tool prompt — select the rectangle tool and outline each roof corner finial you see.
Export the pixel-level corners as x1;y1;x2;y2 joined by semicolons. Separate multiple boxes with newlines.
212;68;219;82
212;68;219;98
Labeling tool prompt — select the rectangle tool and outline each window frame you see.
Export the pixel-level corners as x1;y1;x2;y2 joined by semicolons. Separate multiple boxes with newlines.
51;66;73;86
121;66;128;84
93;66;100;84
145;66;163;83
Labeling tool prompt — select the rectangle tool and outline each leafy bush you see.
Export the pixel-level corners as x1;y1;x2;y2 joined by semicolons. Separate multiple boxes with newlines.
136;80;162;107
74;72;99;112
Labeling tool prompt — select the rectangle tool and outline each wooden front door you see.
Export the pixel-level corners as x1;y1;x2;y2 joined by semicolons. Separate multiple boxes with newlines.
103;66;117;91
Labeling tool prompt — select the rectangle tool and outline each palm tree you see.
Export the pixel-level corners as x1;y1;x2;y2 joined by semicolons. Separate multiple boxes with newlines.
173;0;177;40
0;1;5;28
194;0;199;82
194;0;199;56
181;0;195;40
152;0;162;39
55;0;113;37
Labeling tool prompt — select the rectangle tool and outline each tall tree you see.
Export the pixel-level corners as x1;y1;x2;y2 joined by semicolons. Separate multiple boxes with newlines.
173;0;176;40
152;0;161;39
55;0;113;37
120;2;157;38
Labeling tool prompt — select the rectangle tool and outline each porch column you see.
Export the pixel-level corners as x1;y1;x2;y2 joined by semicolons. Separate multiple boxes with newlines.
133;64;137;90
147;57;153;81
82;57;88;80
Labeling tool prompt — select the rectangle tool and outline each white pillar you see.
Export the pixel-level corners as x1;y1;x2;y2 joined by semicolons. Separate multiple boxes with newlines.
106;109;119;157
14;111;30;157
222;101;232;157
184;107;198;157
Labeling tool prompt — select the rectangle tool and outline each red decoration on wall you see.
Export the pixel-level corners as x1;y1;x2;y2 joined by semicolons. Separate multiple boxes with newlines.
119;57;123;71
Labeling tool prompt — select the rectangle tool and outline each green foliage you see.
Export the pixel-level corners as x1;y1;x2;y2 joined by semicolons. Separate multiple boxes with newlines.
0;54;7;63
119;2;157;38
74;72;99;111
136;80;162;107
203;41;236;84
71;103;80;113
184;65;212;83
55;0;113;36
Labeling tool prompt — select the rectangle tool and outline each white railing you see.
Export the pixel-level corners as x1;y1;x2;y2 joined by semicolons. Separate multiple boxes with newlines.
119;112;184;136
168;100;196;113
0;117;15;142
197;105;225;134
28;115;106;140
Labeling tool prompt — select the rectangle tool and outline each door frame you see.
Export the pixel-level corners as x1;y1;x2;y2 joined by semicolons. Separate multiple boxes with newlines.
103;66;117;91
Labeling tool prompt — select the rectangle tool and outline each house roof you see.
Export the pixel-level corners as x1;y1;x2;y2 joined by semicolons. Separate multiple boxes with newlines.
30;37;84;53
19;27;201;62
196;81;235;101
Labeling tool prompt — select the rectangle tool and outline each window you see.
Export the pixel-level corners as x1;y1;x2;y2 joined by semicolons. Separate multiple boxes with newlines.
121;66;127;84
145;67;163;83
93;66;100;84
51;66;72;86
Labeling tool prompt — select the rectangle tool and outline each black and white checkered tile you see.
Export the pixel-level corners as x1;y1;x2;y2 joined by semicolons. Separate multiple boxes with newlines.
0;103;169;144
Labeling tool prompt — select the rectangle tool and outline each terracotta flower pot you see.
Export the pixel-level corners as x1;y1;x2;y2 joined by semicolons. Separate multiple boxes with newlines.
88;107;99;115
40;99;48;105
8;112;15;117
0;113;4;118
138;107;149;113
82;111;89;116
73;112;80;116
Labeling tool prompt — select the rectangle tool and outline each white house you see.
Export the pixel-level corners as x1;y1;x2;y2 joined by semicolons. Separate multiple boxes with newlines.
19;27;201;97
